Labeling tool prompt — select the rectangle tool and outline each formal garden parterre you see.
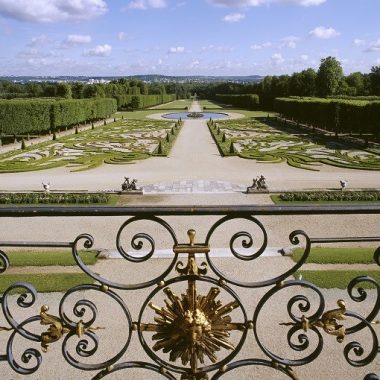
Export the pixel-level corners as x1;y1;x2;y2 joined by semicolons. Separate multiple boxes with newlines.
208;117;380;171
0;118;181;172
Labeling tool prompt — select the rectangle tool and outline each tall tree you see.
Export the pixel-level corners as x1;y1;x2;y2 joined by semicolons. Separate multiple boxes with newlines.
299;68;317;96
369;65;380;95
316;56;344;97
56;82;72;99
345;72;365;95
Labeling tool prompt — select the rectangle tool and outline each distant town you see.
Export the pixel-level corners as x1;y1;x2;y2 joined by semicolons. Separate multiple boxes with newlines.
0;74;264;85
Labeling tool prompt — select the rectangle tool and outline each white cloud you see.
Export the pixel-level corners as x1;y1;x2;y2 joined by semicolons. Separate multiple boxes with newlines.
208;0;326;7
250;42;272;50
17;48;44;59
0;0;107;23
17;48;62;60
126;0;167;10
83;44;112;57
28;34;51;46
309;26;340;39
62;34;92;48
300;54;309;61
271;53;285;64
365;39;380;53
281;36;299;49
188;59;200;69
118;32;130;41
168;46;185;54
223;13;245;22
201;45;234;52
353;38;366;47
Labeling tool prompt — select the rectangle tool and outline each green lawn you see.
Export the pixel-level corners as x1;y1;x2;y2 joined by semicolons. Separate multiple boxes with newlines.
198;100;223;109
5;250;98;266
292;247;376;264
149;99;192;110
115;108;274;120
295;270;380;289
0;273;94;293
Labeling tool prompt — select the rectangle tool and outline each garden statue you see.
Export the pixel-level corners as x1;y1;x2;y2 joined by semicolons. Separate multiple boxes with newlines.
42;182;50;193
246;175;268;193
121;177;141;192
130;179;139;190
122;177;131;191
340;180;348;191
247;178;257;191
257;175;267;190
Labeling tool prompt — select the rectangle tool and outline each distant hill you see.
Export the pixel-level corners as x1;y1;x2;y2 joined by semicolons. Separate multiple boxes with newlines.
0;74;263;84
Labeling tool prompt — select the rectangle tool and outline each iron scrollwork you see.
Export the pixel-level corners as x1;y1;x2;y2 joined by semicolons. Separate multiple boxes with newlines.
0;206;379;379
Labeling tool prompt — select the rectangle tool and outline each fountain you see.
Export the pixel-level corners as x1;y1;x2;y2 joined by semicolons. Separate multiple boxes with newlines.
187;112;204;118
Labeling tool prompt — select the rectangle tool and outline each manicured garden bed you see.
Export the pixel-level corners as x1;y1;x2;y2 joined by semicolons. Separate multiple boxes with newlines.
0;118;181;172
271;191;380;204
0;192;115;205
208;117;380;171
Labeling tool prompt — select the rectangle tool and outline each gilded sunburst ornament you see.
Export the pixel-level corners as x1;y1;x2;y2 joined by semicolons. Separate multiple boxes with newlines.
149;286;240;367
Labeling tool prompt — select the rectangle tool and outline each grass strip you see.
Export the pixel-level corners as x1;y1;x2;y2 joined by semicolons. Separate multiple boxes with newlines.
5;250;98;267
0;273;94;293
271;194;380;204
292;247;375;264
295;270;380;289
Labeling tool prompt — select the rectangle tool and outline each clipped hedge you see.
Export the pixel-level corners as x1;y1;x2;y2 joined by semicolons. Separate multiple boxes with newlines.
0;98;117;135
115;94;176;110
278;191;380;202
328;95;380;101
0;192;111;204
215;94;259;110
274;97;380;136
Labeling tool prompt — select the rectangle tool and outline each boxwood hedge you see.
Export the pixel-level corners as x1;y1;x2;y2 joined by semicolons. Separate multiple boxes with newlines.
0;98;117;135
0;192;111;204
274;97;380;136
278;191;380;202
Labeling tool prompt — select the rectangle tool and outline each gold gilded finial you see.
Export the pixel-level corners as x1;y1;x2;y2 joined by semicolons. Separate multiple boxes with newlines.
187;229;196;246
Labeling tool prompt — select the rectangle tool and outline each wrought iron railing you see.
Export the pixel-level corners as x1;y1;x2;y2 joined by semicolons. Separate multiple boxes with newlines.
0;205;379;379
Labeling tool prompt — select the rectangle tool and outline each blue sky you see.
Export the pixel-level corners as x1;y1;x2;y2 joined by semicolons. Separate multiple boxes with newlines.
0;0;379;76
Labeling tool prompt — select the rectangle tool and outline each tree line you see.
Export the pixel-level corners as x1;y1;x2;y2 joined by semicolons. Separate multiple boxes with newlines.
188;58;380;110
